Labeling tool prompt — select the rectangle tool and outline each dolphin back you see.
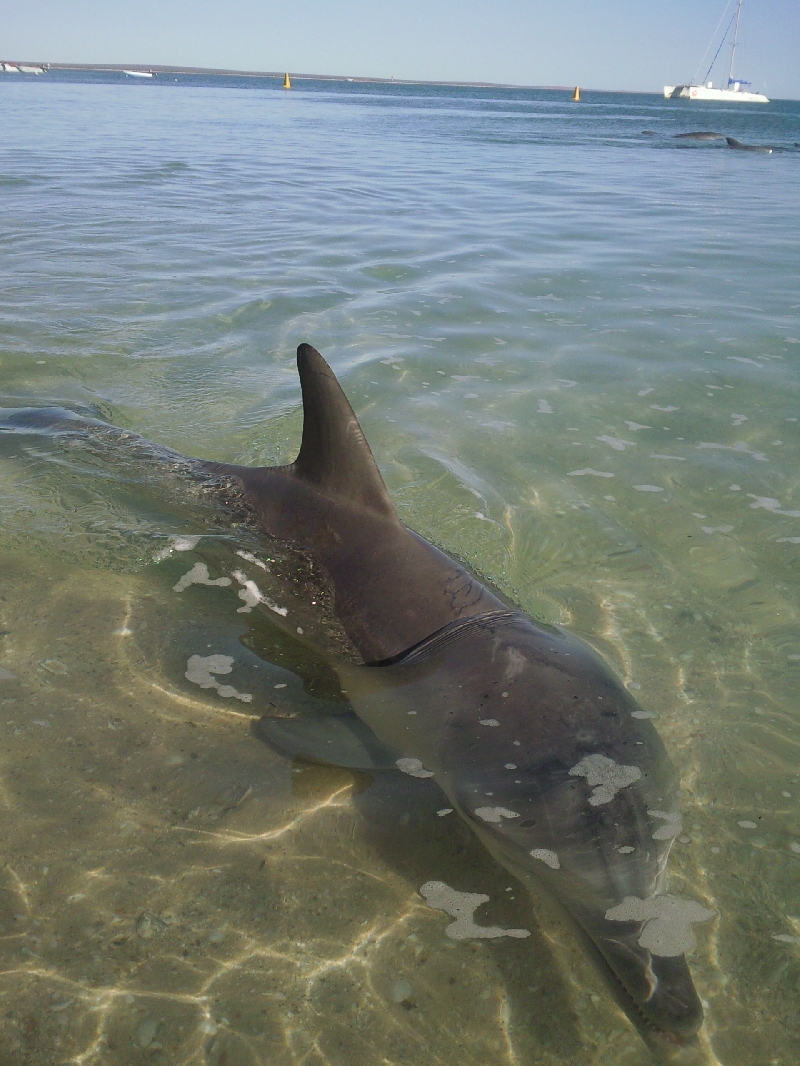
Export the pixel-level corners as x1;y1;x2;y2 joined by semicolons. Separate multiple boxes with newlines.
200;345;508;663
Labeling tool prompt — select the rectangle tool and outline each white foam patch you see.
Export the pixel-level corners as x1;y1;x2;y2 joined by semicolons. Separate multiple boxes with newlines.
727;356;763;368
437;808;454;817
475;807;519;823
731;413;748;426
235;550;268;570
536;399;553;414
569;754;642;806
772;934;800;944
0;666;16;681
396;758;434;779
597;435;636;451
630;710;655;719
651;454;686;461
232;570;288;616
480;421;515;433
649;405;679;412
701;525;734;534
777;538;800;544
633;485;664;492
567;468;614;478
173;562;233;593
556;379;577;388
648;809;683;840
747;495;800;517
420;881;530;940
479;718;500;727
605;894;715;956
698;442;768;462
618;846;635;854
185;654;252;703
153;534;201;561
738;820;757;829
638;388;654;396
624;421;651;430
530;848;560;869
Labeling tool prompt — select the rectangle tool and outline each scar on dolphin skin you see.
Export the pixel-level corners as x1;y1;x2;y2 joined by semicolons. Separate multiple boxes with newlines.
420;881;531;940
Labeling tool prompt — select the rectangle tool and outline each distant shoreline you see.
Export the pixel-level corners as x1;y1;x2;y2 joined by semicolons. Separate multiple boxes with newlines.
2;61;589;93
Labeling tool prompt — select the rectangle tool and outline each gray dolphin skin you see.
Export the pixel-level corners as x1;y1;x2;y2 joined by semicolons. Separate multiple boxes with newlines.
673;131;725;141
0;344;707;1050
200;344;706;1047
726;136;773;153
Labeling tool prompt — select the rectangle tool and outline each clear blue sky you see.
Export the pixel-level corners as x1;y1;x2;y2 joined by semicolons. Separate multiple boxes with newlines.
3;0;798;98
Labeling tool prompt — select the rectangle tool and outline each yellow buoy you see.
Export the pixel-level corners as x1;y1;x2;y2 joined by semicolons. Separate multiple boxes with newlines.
283;72;291;89
572;85;580;102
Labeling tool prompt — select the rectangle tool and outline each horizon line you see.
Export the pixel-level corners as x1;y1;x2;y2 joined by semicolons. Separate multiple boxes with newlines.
1;60;655;95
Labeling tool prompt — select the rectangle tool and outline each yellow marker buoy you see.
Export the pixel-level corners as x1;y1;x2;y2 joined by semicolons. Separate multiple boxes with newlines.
572;85;580;102
283;72;291;89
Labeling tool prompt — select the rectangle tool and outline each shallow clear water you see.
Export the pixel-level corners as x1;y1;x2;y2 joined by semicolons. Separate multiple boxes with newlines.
1;72;799;1065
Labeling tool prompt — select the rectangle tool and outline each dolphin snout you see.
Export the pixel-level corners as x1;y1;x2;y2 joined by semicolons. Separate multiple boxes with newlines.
645;954;705;1038
591;922;704;1042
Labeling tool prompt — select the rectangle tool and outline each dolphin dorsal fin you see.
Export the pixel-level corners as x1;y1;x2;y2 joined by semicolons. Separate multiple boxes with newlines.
291;344;396;518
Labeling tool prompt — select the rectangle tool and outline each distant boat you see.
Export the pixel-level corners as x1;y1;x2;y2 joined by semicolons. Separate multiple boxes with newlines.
2;63;20;73
19;65;45;74
124;70;154;78
664;0;768;103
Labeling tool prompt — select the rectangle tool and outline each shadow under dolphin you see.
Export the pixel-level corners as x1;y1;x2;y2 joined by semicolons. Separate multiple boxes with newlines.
0;344;712;1055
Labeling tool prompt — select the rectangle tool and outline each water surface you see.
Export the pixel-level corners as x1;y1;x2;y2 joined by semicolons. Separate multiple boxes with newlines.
1;72;799;1065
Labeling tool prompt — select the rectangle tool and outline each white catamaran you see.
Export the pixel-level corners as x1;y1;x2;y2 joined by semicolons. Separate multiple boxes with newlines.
665;0;768;103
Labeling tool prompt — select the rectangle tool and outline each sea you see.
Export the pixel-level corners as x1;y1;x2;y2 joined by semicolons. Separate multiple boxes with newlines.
0;69;798;1066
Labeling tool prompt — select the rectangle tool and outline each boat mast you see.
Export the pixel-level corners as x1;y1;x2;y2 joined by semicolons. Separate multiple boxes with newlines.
727;0;743;86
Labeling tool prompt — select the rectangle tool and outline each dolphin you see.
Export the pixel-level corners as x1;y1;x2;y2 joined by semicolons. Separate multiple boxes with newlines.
673;131;725;141
197;344;707;1047
726;136;773;153
0;344;708;1049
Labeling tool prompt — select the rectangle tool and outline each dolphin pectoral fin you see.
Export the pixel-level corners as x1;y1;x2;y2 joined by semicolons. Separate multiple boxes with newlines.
253;712;402;770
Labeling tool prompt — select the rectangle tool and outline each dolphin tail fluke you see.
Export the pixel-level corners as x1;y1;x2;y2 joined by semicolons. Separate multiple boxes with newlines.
292;344;396;517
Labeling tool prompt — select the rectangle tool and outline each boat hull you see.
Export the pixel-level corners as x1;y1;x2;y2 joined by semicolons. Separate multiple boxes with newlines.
664;83;768;103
